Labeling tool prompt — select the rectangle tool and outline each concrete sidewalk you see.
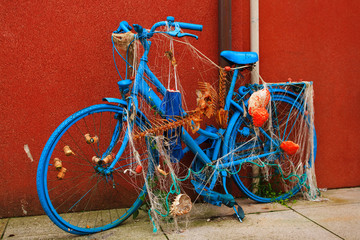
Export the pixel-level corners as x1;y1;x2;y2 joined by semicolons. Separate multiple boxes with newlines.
1;187;359;240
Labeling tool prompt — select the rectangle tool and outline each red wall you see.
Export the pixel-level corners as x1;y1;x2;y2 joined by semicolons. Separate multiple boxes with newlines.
0;0;218;218
258;1;360;189
231;0;360;193
1;1;359;218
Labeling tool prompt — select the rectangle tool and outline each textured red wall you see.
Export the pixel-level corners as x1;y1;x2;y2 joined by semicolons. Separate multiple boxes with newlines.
237;1;360;189
0;0;218;218
257;1;360;189
1;1;359;218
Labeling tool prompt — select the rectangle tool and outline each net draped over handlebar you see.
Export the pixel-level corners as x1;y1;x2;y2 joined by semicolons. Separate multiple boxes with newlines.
109;16;319;233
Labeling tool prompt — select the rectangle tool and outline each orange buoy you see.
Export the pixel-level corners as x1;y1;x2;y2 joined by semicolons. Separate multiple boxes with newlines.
135;165;143;174
280;141;300;155
251;107;269;127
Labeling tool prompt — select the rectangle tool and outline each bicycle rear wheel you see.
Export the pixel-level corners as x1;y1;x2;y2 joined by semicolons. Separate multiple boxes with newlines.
226;90;316;203
37;104;153;234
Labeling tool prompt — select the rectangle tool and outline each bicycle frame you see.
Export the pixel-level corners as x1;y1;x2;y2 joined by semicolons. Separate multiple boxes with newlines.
36;17;318;235
106;32;282;178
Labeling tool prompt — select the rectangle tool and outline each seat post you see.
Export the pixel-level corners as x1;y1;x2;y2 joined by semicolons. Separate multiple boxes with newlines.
224;68;239;111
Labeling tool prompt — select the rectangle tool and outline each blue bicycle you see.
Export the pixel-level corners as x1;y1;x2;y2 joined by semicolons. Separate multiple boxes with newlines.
37;16;317;235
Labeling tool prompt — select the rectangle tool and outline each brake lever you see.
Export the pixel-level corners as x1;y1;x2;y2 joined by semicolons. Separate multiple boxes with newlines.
177;32;199;40
167;27;180;38
168;26;199;39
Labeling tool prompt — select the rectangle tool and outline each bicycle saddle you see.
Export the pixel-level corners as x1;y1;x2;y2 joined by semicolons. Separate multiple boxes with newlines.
220;51;258;65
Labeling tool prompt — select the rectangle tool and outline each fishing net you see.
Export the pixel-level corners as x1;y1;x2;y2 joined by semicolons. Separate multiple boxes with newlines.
111;25;319;233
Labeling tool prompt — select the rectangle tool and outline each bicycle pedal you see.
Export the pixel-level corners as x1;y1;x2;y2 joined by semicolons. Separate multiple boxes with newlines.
191;180;236;208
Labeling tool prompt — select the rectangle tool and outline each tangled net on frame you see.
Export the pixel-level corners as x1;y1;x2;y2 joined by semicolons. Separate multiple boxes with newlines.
111;25;319;233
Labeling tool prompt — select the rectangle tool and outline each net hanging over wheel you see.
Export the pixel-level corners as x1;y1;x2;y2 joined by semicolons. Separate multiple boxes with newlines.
110;24;320;233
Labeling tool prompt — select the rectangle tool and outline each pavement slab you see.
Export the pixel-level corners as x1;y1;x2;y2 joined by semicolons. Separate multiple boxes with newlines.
0;219;9;239
0;187;359;239
291;203;360;240
167;210;339;240
1;215;69;240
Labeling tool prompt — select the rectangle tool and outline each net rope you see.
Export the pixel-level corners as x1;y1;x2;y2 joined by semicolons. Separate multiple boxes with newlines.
111;27;320;233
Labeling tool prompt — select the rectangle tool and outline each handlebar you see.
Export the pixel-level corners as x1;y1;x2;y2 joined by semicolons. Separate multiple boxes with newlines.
114;16;202;40
177;22;203;31
113;21;132;34
149;16;202;38
150;16;203;32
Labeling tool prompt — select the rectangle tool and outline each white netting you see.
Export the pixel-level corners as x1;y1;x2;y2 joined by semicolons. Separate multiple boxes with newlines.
111;26;319;233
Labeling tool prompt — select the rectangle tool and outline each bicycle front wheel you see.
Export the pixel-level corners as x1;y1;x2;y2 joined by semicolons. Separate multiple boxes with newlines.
226;91;316;203
37;104;153;234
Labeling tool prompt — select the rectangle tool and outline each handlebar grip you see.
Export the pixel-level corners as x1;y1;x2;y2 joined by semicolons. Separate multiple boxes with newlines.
114;21;132;33
177;22;203;31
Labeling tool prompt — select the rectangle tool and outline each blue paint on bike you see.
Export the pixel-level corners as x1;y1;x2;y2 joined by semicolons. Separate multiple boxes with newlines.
37;16;317;235
113;21;132;33
220;51;259;64
191;180;236;208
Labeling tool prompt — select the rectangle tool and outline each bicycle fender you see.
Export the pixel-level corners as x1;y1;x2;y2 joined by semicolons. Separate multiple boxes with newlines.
102;98;151;129
102;98;127;107
269;88;298;99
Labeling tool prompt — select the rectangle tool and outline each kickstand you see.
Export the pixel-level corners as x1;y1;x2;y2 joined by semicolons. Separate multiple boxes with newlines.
221;174;245;222
233;204;245;222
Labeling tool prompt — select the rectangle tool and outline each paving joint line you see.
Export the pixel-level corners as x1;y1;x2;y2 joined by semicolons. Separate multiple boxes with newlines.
159;224;169;240
286;205;345;240
0;218;10;240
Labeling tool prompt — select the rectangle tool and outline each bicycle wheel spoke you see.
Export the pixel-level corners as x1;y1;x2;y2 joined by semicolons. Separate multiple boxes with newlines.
62;129;93;164
38;104;152;234
228;88;316;203
268;94;281;138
